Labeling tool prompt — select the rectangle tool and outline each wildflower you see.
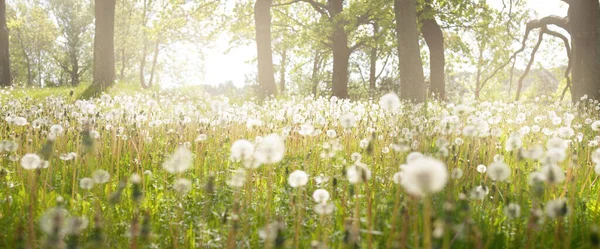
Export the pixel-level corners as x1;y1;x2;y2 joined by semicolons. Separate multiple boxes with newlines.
50;124;65;136
392;172;402;184
259;220;285;244
505;134;522;151
92;170;110;184
477;164;487;173
288;170;309;188
469;185;489;200
546;198;569;218
400;156;448;197
162;146;193;174
326;129;337;138
541;164;565;184
173;178;192;195
298;123;315;136
406;151;423;163
21;153;42;170
195;134;208;142
59;152;77;161
451;168;463;179
254;134;285;164
339;113;356;129
80;178;95;190
314;203;335;215
230;139;256;166
379;92;401;111
504;203;521;219
39;207;68;235
487;161;510;182
592;120;600;131
312;189;330;203
227;169;246;188
65;217;89;235
528;172;547;186
346;163;371;184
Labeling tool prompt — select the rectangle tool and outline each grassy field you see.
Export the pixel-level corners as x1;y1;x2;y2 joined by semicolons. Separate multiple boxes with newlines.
1;86;600;249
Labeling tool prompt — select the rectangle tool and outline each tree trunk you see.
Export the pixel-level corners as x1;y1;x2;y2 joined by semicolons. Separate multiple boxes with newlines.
147;35;160;88
569;0;600;102
279;48;286;93
329;0;350;98
70;51;80;86
255;0;277;97
139;0;149;88
369;24;378;92
394;0;425;102
422;18;445;100
0;0;10;87
90;0;116;94
311;51;321;96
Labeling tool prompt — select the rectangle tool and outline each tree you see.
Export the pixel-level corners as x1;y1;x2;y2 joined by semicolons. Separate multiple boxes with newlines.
395;0;425;102
86;0;115;97
255;0;277;97
509;0;599;102
419;0;445;100
50;0;94;87
0;0;9;87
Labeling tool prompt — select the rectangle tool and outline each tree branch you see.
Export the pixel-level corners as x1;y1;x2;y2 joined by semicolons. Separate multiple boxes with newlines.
515;27;545;101
300;0;330;18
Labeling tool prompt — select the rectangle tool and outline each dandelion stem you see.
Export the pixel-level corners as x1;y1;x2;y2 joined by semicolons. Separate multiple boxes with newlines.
423;196;433;249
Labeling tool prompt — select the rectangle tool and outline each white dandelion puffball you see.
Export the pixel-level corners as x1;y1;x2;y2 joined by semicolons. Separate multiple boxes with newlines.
476;164;487;173
162;146;194;174
230;139;255;163
406;151;424;163
400;156;448;197
312;189;330;203
505;203;521;219
487;161;510;182
173;178;192;195
254;134;285;164
339;113;356;129
314;203;335;215
79;178;95;190
346;164;372;184
227;169;246;188
379;92;401;111
288;170;309;188
541;164;565;184
50;124;65;136
39;207;68;235
546;198;569;218
92;170;110;184
21;153;42;170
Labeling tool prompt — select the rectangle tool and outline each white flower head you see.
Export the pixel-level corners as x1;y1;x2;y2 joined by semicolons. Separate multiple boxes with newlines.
162;146;194;174
254;134;285;164
476;164;487;174
312;189;330;203
400;156;448;197
339;113;356;129
21;153;42;170
504;203;521;219
227;169;246;188
546;198;569;218
92;169;110;184
379;92;401;111
346;163;371;184
230;139;256;165
173;178;192;195
79;178;94;190
288;170;309;188
487;161;510;182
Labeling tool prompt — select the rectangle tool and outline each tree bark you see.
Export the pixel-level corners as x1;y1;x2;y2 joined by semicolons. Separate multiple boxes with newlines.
422;18;445;100
311;51;321;96
329;0;350;98
369;23;378;92
394;0;426;102
255;0;277;97
0;0;11;87
279;48;286;93
70;50;80;86
569;0;600;102
147;35;160;88
90;0;116;95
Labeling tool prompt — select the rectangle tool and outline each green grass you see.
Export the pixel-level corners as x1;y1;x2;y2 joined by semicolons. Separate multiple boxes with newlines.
0;88;599;249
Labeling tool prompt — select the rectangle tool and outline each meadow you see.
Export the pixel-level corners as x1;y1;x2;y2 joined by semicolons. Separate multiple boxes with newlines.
1;87;600;249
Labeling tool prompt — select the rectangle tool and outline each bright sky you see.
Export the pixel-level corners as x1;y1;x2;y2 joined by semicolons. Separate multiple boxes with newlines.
163;0;570;88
